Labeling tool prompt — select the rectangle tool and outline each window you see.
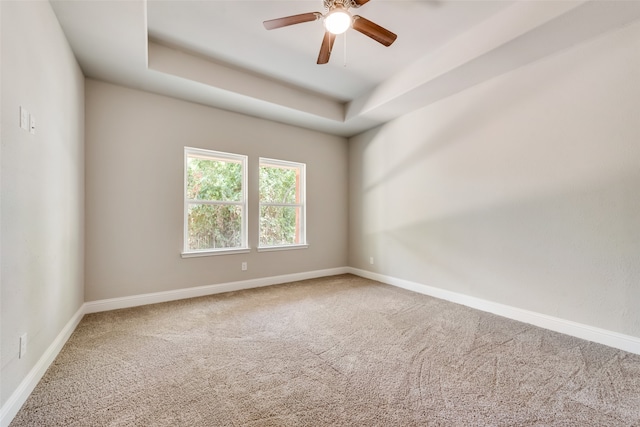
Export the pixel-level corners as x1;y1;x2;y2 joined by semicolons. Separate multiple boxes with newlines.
259;158;306;250
183;147;248;256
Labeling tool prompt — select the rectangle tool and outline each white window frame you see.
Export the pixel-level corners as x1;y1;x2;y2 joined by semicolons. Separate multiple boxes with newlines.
182;147;249;258
258;158;307;252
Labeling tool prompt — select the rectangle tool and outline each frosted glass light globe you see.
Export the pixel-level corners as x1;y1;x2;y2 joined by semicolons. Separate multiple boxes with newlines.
324;10;351;34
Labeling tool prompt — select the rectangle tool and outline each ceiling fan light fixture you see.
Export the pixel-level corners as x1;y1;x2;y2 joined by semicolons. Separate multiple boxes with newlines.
263;0;397;65
324;9;351;34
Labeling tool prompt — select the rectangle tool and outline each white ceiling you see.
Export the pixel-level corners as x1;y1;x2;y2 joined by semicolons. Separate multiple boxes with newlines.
146;0;512;101
50;0;640;137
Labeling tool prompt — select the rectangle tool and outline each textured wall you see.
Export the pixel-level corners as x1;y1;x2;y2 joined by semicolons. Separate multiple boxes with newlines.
349;21;640;338
84;80;348;301
1;1;85;408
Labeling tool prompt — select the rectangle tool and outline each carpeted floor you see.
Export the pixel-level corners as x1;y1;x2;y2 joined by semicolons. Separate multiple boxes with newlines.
10;274;640;426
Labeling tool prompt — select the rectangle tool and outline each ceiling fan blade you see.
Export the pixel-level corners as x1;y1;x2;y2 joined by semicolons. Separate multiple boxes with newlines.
317;31;336;64
263;12;321;30
352;15;397;46
352;0;370;7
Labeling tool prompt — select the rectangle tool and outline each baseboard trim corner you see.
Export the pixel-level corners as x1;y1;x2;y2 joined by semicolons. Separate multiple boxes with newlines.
347;267;640;355
84;267;350;314
0;305;86;427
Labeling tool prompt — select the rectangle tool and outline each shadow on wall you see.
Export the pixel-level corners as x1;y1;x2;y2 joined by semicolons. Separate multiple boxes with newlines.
358;20;625;196
368;171;640;336
352;19;640;337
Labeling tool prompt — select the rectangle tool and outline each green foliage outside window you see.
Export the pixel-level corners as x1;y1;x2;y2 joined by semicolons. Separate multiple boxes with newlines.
259;166;297;204
187;156;243;250
187;158;242;201
259;164;301;247
187;204;241;249
185;151;304;252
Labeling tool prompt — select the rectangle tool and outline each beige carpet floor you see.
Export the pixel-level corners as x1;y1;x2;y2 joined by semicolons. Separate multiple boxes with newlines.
10;274;640;426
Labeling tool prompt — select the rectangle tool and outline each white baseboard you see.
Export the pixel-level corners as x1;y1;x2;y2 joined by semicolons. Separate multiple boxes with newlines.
0;305;86;427
84;267;350;314
348;267;640;355
4;266;638;427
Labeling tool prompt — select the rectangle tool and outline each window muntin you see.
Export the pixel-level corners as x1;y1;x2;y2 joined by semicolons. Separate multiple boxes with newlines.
259;158;306;248
184;147;248;254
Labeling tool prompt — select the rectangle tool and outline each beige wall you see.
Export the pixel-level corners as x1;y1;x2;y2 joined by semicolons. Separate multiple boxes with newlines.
349;21;640;338
84;80;348;301
1;1;85;407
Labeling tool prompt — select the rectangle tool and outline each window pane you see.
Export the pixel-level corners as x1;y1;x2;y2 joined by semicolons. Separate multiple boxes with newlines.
187;203;242;250
259;165;298;204
187;157;242;202
260;205;301;246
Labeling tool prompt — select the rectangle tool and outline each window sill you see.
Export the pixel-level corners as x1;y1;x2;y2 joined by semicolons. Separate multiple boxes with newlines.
181;248;251;258
257;244;309;253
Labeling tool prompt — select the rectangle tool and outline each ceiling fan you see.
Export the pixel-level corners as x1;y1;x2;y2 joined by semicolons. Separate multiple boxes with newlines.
263;0;397;65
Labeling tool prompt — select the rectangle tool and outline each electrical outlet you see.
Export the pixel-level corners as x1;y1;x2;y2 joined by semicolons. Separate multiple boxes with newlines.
369;257;374;265
241;262;247;271
19;333;27;359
